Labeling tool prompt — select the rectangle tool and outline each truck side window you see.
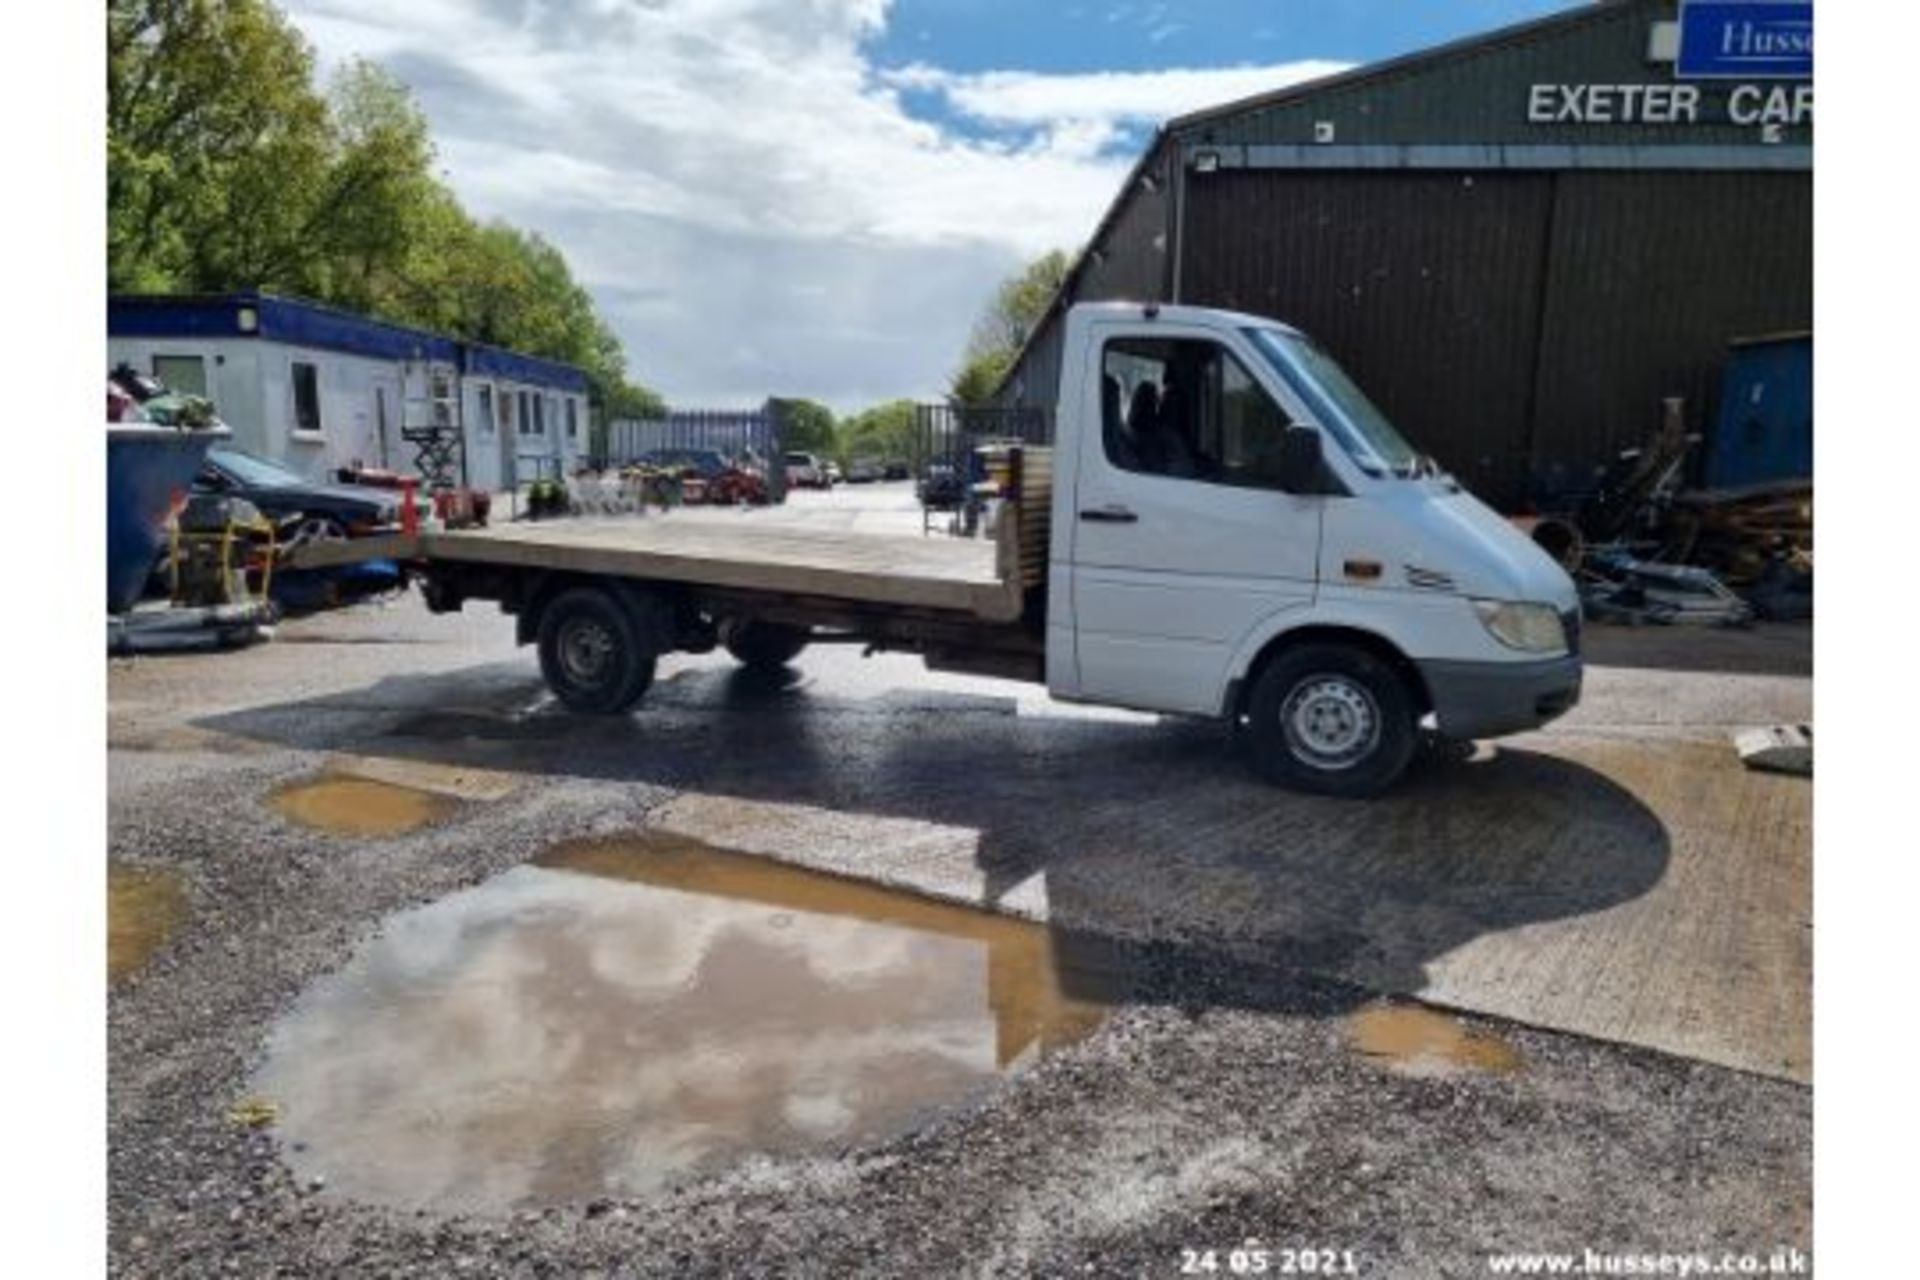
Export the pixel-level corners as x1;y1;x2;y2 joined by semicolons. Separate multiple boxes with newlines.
1100;338;1294;489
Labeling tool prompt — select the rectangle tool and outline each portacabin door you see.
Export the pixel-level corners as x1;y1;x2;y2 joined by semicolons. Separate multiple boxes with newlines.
1069;322;1322;715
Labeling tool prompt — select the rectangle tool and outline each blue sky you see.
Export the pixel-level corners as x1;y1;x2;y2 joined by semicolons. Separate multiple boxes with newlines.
285;0;1583;408
869;0;1574;77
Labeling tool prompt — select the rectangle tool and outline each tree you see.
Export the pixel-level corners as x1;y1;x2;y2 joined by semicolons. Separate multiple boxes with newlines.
768;398;836;453
109;0;332;292
600;377;667;421
948;249;1074;405
836;399;920;468
107;0;666;421
308;59;443;313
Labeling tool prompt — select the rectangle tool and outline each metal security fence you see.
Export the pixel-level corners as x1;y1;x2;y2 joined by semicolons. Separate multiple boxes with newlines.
597;409;780;470
915;404;1052;478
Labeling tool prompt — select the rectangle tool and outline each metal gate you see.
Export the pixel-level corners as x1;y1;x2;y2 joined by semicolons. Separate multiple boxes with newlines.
598;408;779;469
915;403;1052;478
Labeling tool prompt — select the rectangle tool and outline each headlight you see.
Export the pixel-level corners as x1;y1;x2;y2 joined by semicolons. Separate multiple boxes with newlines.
1470;599;1567;655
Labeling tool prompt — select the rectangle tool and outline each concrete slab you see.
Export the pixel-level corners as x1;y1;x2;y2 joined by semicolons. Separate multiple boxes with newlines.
649;733;1810;1084
132;593;1812;1085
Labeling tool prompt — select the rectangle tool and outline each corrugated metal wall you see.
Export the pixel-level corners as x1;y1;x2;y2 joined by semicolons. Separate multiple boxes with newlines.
1077;149;1173;303
1183;170;1555;503
1528;170;1813;493
994;0;1813;508
1179;166;1810;507
1001;142;1174;412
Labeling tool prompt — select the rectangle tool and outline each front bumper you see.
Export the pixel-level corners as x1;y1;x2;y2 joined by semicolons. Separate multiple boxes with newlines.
1416;654;1583;740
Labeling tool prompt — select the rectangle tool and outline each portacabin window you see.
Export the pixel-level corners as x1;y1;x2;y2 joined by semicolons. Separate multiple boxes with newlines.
151;354;207;398
565;396;579;440
1098;336;1294;490
291;361;322;435
476;384;495;436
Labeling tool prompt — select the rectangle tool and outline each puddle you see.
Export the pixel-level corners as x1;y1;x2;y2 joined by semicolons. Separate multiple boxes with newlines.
1345;1001;1522;1076
322;755;521;802
254;832;1119;1213
267;774;459;837
109;865;186;981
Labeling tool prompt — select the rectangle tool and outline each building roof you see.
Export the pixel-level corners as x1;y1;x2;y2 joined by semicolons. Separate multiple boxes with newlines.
1164;2;1612;134
108;291;591;393
993;0;1812;399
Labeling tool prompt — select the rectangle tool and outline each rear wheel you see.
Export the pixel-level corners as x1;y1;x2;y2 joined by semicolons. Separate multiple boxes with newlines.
723;620;810;670
537;587;657;713
1244;643;1416;797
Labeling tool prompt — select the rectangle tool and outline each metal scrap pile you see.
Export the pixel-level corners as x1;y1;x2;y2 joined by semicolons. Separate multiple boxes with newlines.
1660;481;1813;620
1525;398;1812;627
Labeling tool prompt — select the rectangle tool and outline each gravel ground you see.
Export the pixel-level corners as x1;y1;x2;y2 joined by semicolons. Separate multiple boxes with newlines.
108;586;1813;1277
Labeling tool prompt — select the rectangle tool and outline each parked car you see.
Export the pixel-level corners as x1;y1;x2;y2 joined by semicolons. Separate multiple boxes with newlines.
823;460;843;485
784;452;832;489
195;447;414;546
846;458;884;483
633;449;768;505
882;460;910;481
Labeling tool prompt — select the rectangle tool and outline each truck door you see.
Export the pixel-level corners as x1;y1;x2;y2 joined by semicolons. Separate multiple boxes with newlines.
1068;324;1321;715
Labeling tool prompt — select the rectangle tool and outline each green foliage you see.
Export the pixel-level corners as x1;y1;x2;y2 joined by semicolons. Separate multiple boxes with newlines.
768;398;837;453
601;378;668;421
835;399;920;468
107;0;660;415
949;249;1074;404
948;348;1014;406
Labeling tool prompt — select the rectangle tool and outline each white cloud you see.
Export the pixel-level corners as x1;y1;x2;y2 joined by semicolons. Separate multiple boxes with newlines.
884;58;1352;127
280;0;1349;408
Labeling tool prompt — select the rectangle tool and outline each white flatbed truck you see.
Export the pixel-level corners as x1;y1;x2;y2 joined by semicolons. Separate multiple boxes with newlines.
297;303;1583;796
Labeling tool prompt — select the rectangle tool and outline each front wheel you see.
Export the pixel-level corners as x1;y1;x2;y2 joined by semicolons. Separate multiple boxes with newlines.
537;587;657;713
1243;644;1417;797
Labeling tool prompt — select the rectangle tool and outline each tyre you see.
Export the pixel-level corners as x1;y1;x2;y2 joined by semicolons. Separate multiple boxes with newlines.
537;586;657;713
722;620;810;670
1243;643;1417;797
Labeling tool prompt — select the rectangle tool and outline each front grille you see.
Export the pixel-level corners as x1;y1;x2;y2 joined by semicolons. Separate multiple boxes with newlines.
1561;608;1583;656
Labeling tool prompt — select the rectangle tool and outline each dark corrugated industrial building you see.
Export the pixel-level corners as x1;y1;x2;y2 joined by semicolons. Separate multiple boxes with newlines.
998;0;1811;510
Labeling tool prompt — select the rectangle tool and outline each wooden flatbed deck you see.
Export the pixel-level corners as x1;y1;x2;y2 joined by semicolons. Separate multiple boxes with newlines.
289;516;1018;619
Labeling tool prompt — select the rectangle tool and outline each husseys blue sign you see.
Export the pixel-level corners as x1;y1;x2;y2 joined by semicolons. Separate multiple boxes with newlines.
1677;2;1813;80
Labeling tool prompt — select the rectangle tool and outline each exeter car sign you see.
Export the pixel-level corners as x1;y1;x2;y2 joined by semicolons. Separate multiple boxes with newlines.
1676;2;1813;80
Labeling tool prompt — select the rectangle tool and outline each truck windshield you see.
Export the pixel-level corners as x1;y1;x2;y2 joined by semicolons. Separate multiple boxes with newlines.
1247;328;1422;478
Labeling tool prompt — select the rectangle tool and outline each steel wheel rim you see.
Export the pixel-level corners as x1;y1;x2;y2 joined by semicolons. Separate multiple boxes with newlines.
1280;674;1380;771
289;518;346;548
557;617;616;686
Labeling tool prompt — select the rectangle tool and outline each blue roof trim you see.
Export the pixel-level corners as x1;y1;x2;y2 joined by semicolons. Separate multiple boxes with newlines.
108;292;590;393
464;343;591;392
255;295;461;364
108;294;254;340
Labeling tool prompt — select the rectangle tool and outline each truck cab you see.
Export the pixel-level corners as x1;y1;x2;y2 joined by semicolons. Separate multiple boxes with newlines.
1040;302;1582;794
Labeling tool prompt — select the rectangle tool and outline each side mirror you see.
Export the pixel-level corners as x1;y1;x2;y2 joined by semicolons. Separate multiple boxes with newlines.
1278;426;1323;494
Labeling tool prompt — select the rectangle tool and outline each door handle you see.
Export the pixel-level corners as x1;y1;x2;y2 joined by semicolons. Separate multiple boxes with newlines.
1079;505;1138;524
